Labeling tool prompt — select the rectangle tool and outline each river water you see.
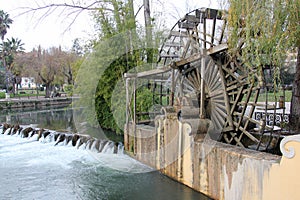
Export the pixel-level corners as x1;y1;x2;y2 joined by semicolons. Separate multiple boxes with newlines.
0;107;210;200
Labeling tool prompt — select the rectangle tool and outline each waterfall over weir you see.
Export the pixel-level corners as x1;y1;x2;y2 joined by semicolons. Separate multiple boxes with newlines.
0;123;124;154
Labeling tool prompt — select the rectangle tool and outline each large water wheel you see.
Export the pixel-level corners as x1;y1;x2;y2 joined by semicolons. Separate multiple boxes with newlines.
157;8;284;151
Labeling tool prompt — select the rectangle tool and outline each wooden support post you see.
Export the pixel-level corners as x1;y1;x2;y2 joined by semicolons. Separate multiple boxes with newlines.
203;18;207;49
152;81;156;105
211;17;217;47
160;75;163;105
199;50;206;119
133;78;137;155
125;78;130;151
170;69;175;106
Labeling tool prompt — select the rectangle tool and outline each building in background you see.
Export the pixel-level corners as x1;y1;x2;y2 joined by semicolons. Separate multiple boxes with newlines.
19;77;37;89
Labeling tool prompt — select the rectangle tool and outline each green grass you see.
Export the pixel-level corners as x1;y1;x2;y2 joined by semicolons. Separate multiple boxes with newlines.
0;89;46;99
254;90;292;102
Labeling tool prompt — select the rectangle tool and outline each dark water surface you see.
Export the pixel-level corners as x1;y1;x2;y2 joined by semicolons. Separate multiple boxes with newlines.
0;107;210;200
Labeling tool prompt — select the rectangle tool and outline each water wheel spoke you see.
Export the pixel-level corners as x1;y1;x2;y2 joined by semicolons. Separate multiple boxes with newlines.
208;90;224;99
211;112;223;130
209;80;222;92
188;73;201;90
208;65;219;86
212;108;226;125
214;103;227;114
204;60;215;86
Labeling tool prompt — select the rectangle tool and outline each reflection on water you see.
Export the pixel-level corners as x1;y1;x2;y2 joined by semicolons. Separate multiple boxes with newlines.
0;106;123;142
0;106;75;131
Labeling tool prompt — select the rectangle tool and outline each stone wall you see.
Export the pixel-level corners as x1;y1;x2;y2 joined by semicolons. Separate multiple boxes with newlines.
124;113;300;199
0;97;72;110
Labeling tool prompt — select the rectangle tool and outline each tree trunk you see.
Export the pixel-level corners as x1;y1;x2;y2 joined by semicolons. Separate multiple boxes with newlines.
290;47;300;131
45;83;51;98
143;0;153;63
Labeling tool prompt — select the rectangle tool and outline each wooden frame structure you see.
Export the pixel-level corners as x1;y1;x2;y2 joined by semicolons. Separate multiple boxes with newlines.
124;8;288;153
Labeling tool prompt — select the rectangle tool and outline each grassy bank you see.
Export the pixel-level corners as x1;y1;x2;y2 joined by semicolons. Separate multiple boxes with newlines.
250;90;292;102
0;89;46;99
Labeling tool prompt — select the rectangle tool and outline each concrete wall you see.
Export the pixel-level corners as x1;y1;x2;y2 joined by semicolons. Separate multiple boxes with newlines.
0;97;72;110
124;113;300;200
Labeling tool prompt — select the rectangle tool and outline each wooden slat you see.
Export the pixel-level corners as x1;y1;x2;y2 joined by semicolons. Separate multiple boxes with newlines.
168;31;188;38
178;22;197;29
208;43;228;54
182;14;200;23
124;66;171;79
160;54;179;58
233;121;260;143
164;42;184;47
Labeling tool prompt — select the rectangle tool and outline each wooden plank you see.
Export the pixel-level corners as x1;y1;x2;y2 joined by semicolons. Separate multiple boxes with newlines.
164;42;184;47
243;89;260;131
208;43;228;54
230;86;244;115
181;39;191;58
182;14;200;23
172;53;202;68
205;8;220;19
217;64;234;128
236;83;254;131
233;111;261;125
219;20;227;44
211;17;217;47
160;54;179;58
203;17;207;49
124;66;171;78
178;21;196;29
233;121;260;143
169;31;188;38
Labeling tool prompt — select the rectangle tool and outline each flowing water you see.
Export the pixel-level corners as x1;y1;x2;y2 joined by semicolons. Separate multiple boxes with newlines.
0;107;210;200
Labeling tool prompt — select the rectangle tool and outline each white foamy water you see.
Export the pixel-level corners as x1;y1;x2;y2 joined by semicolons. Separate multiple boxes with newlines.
0;129;209;200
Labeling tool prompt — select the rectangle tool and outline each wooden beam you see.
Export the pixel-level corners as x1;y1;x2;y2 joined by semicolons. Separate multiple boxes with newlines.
169;31;188;38
208;43;228;55
182;14;200;23
124;66;172;79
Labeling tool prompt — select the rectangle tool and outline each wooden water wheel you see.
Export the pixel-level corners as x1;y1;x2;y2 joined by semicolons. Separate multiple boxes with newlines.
156;8;284;151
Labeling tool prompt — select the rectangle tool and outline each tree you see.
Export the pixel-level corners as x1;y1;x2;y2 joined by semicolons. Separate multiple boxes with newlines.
0;37;25;94
143;0;154;63
1;37;25;71
15;46;80;98
227;0;300;130
21;1;164;133
0;10;12;41
0;10;13;93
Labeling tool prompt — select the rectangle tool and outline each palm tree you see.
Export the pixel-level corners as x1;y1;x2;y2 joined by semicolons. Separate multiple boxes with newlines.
0;37;25;94
0;10;13;41
1;37;25;70
0;10;13;95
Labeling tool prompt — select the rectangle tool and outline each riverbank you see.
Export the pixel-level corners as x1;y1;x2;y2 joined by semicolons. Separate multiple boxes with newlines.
0;96;73;110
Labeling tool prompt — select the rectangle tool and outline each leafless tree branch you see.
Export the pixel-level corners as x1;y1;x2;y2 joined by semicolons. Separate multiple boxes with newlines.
15;1;114;33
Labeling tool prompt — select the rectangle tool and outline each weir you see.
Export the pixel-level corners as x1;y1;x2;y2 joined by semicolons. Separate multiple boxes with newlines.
0;123;124;154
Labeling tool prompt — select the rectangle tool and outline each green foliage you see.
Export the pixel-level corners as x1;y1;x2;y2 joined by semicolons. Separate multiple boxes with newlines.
135;87;158;121
227;0;300;88
0;10;13;40
75;0;164;134
0;91;5;98
64;84;74;96
95;54;136;133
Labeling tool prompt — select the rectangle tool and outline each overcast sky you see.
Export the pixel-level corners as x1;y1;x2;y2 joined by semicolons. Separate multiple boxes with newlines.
0;0;222;52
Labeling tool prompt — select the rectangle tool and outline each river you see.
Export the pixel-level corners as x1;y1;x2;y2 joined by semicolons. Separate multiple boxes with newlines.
0;107;210;200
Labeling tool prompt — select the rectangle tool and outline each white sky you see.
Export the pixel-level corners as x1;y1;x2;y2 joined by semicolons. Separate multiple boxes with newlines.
0;0;223;52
